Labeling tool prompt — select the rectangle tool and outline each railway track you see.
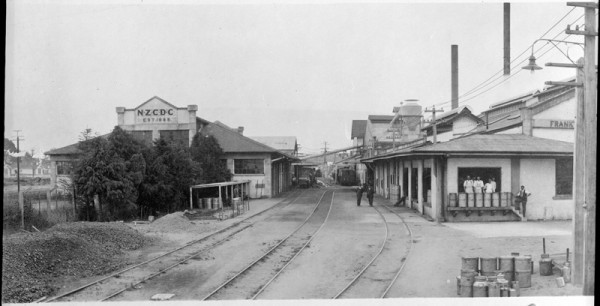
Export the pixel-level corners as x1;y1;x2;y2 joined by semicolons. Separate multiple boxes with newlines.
41;189;312;303
202;190;335;300
333;201;414;299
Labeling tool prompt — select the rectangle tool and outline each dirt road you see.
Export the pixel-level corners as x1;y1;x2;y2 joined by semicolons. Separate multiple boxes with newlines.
78;186;580;301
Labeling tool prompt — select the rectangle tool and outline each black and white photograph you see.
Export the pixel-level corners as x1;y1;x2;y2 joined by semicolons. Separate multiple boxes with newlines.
4;1;597;305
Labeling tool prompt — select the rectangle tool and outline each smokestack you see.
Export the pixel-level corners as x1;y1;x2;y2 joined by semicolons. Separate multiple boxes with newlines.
451;45;459;110
504;3;511;75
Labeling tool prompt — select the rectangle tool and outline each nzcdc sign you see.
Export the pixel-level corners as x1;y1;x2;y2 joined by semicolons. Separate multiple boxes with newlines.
135;107;178;124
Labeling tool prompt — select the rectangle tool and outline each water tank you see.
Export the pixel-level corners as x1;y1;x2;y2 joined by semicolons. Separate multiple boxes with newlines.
398;100;422;116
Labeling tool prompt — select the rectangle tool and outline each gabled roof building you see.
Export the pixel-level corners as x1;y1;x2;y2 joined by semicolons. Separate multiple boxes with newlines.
45;96;297;198
355;81;577;222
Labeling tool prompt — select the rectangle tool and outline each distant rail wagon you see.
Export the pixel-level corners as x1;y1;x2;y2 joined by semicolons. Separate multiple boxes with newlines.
337;168;357;186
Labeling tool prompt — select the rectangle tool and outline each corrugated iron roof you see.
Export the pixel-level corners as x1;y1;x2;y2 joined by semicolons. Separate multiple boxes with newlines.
200;123;296;160
415;134;572;154
351;120;367;139
362;134;572;162
484;90;539;111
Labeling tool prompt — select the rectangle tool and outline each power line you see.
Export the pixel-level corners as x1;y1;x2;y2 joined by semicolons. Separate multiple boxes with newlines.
434;16;587;110
432;9;583;109
457;7;578;100
454;31;578;107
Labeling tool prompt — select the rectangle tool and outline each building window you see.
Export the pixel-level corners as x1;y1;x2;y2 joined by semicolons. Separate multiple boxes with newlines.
234;159;264;174
56;161;73;175
159;130;189;147
129;130;153;147
458;167;502;192
555;158;573;195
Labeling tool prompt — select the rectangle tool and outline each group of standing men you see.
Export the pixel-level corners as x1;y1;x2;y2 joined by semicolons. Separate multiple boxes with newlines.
463;176;496;194
356;182;374;206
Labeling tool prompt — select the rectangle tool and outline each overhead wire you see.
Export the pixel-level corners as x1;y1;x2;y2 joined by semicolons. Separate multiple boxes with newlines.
455;7;578;100
430;8;583;110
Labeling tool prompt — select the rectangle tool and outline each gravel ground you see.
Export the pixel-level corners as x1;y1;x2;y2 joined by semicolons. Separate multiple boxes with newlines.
2;188;587;304
2;222;152;303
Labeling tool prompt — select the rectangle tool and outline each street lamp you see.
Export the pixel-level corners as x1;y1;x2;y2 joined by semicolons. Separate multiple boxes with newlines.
521;38;584;72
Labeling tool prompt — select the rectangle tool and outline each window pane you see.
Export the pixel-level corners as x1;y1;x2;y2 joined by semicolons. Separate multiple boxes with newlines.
129;130;153;147
159;130;189;147
234;159;264;174
555;158;573;195
56;161;73;175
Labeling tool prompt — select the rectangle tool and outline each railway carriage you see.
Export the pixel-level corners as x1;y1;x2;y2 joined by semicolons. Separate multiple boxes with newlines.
337;168;357;186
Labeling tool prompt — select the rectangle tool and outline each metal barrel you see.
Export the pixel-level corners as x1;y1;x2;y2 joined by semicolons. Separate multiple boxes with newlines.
539;257;553;276
491;192;500;207
515;270;531;288
459;274;474;297
475;193;484;208
487;282;500;297
499;256;514;282
500;192;508;207
480;257;498;275
462;258;479;271
458;193;467;207
467;193;475;207
449;193;457;207
483;193;492;207
512;281;520;297
472;276;488;297
514;256;531;271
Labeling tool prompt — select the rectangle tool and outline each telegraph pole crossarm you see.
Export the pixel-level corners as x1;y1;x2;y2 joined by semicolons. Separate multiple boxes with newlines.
562;2;597;295
424;106;444;144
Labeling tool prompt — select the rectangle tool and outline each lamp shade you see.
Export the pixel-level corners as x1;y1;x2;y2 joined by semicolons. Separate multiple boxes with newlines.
522;55;543;71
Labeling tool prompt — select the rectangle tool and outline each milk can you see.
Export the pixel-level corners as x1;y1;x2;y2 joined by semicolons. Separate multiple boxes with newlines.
539;254;553;276
511;280;520;297
487;281;500;297
472;276;488;297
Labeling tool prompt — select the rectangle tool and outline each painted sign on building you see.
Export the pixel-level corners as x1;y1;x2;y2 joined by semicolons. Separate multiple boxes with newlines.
135;104;178;124
533;119;575;129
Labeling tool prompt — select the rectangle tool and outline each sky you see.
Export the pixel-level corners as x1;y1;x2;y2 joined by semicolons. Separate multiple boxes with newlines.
5;0;591;155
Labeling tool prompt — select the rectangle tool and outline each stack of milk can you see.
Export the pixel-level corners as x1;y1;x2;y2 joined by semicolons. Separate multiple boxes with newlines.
457;253;533;297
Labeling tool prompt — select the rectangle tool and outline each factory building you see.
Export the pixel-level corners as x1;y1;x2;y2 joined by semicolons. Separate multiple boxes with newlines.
45;96;296;198
359;83;576;222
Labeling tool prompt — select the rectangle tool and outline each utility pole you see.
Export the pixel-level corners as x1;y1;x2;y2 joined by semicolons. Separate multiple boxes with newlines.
425;106;444;143
13;131;24;194
13;130;25;229
564;2;597;295
322;141;328;164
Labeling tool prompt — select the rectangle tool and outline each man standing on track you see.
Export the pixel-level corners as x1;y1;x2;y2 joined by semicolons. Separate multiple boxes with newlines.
366;183;375;207
356;183;365;206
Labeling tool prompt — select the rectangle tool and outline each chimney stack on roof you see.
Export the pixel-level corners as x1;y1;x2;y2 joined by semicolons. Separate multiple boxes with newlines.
451;44;459;110
238;126;244;135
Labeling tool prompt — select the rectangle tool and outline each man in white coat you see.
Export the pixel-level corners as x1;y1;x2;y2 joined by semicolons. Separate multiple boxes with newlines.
463;176;474;193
